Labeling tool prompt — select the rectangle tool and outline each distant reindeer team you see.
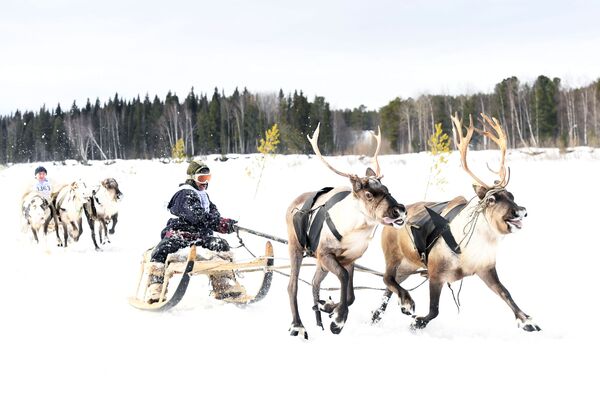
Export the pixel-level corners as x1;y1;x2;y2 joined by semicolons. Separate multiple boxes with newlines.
22;177;122;250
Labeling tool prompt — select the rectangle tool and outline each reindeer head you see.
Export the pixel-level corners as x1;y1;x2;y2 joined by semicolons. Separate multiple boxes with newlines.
308;124;406;228
451;113;527;235
101;178;123;201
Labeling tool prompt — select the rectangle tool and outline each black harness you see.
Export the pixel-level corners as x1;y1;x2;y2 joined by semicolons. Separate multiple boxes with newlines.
409;200;467;265
293;187;351;257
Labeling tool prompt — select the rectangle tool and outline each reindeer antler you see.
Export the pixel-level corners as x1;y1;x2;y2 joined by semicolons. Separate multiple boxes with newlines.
371;127;383;178
476;113;509;187
307;123;353;178
451;113;491;189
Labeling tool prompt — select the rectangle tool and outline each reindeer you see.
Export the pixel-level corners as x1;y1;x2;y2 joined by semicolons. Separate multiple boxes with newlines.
83;178;122;250
52;182;86;247
21;192;53;244
372;113;540;332
286;124;407;339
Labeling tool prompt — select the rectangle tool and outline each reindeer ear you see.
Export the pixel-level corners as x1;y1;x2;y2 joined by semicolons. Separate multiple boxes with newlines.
350;175;362;192
473;184;488;199
365;167;376;177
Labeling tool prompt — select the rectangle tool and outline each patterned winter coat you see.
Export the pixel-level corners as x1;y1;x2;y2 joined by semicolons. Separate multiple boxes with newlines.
33;178;52;201
160;183;227;240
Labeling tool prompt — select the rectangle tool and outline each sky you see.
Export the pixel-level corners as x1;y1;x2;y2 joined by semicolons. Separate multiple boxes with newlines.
2;149;598;399
1;0;599;115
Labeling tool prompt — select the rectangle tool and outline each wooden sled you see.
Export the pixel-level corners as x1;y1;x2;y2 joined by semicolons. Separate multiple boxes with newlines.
129;241;274;311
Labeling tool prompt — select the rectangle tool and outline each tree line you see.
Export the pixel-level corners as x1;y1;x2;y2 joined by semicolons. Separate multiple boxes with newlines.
379;76;600;153
1;75;598;164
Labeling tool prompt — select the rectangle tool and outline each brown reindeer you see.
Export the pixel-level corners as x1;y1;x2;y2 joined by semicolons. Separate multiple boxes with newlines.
286;124;407;339
372;113;540;332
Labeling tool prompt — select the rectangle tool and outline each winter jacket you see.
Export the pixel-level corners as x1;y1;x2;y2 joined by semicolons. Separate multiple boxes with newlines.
160;183;222;240
33;178;52;200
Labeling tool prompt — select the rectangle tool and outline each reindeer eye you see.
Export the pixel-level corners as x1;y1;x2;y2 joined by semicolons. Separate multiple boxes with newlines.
487;195;496;205
365;191;374;201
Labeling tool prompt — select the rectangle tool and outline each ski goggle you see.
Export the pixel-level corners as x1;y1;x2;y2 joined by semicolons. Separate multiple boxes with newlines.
194;173;211;184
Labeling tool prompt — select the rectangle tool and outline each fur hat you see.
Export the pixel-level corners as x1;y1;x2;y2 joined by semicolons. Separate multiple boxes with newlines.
34;166;47;175
186;161;209;176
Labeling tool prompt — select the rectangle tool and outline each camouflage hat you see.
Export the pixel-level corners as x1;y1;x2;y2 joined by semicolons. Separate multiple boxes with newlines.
186;160;209;176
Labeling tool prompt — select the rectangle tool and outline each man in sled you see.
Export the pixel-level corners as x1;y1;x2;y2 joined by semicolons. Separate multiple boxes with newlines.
146;160;242;304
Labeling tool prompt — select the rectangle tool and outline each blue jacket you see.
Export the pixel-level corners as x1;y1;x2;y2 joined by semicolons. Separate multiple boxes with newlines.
160;183;222;239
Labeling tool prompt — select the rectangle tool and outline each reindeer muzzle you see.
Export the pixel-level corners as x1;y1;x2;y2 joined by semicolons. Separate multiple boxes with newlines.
384;206;407;228
506;207;527;232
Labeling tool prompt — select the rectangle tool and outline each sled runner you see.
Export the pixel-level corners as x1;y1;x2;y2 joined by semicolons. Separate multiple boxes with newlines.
128;241;274;311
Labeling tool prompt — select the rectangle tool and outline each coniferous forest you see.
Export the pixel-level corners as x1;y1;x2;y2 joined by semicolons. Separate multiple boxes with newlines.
1;75;599;164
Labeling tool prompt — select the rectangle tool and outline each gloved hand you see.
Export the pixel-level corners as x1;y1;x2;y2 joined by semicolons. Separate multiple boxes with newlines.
218;218;238;234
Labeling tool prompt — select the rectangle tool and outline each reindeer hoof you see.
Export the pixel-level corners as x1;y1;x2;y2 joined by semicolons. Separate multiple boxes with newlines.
518;318;541;332
410;316;428;330
401;303;415;316
330;321;344;335
371;310;383;325
289;325;308;340
318;297;336;314
399;296;415;315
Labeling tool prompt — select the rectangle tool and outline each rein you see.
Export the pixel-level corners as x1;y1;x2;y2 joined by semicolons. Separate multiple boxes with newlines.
458;186;505;249
232;227;421;292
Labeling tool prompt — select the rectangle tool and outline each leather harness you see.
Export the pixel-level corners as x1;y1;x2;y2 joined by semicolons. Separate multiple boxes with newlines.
293;187;351;257
409;199;467;265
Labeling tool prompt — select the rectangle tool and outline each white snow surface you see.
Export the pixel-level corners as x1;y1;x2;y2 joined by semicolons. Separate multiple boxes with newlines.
2;148;599;399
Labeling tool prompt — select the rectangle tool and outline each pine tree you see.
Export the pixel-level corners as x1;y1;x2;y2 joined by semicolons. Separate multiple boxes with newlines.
533;75;559;144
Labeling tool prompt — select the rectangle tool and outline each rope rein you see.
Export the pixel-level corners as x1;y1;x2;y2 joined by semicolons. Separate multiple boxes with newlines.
232;229;399;292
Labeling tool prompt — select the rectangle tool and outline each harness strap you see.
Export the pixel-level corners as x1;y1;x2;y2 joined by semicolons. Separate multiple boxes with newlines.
90;189;99;218
425;206;463;255
293;187;334;250
325;213;343;241
307;190;351;254
410;201;467;265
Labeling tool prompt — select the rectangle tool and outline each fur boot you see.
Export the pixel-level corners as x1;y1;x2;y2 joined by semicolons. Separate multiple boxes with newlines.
209;271;246;300
145;262;166;303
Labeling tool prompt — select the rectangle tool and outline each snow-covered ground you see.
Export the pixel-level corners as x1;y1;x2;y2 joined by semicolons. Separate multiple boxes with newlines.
2;147;599;400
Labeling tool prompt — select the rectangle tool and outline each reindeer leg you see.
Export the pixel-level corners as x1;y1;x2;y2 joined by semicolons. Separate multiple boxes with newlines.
62;222;69;248
99;221;104;244
70;221;80;242
372;289;393;324
102;221;110;244
43;213;52;237
383;262;416;316
411;278;444;330
311;266;328;329
87;216;100;250
84;207;100;250
346;263;355;306
288;247;308;339
31;227;39;243
54;214;64;247
477;266;541;332
319;254;349;335
109;213;118;234
76;217;83;242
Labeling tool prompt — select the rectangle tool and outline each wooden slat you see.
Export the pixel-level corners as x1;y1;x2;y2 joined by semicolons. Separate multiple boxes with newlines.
163;256;270;275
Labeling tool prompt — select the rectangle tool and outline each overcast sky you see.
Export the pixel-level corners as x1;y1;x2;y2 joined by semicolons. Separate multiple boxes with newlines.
1;0;599;115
